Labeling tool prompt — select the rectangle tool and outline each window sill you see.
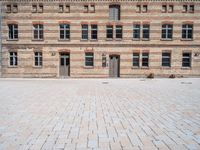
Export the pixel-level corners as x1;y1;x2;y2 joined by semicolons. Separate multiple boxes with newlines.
7;39;18;41
160;38;173;41
131;66;140;69
90;39;98;41
161;66;171;69
132;38;140;41
58;39;70;41
142;38;150;41
181;67;192;70
8;66;18;68
141;66;149;69
80;39;89;41
115;38;123;41
32;39;44;41
33;66;43;68
84;66;94;69
106;38;113;41
180;39;193;41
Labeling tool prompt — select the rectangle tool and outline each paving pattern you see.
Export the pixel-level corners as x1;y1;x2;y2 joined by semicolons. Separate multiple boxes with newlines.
0;78;200;150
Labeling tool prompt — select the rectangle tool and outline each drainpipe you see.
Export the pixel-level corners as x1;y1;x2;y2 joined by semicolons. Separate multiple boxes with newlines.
0;1;2;77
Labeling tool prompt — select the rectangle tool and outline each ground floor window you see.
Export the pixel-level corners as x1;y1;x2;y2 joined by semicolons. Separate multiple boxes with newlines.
34;52;42;67
9;52;18;66
162;52;171;67
133;53;140;67
142;53;149;67
85;52;94;67
182;52;191;67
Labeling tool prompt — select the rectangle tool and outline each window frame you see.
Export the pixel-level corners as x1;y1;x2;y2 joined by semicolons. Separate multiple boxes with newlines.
116;25;123;39
133;53;140;67
182;52;191;67
91;24;98;40
162;52;171;67
8;24;18;40
33;24;44;40
59;24;70;40
142;24;150;39
162;24;173;40
9;52;18;67
182;24;193;40
34;52;43;67
142;52;149;67
85;52;94;67
106;25;113;39
133;24;140;39
81;24;89;40
109;5;120;21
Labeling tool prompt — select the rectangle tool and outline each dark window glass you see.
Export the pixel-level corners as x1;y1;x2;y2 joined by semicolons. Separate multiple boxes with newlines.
8;24;18;39
91;25;98;40
102;54;106;67
162;52;171;67
82;25;88;40
85;53;94;66
142;53;149;67
143;24;150;39
189;5;194;13
182;24;193;39
6;5;11;13
116;25;122;39
182;53;191;67
162;24;173;39
106;25;113;39
133;53;140;67
34;52;42;66
33;24;43;40
13;4;18;13
9;52;18;66
133;24;140;39
60;24;70;39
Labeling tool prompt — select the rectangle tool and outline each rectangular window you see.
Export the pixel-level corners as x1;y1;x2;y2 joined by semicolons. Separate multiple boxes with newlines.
142;5;148;13
85;53;94;67
106;25;113;39
133;53;140;67
65;5;70;13
162;52;171;67
13;4;18;13
162;24;173;39
142;53;149;67
91;25;98;40
189;5;194;13
38;4;43;13
9;52;18;66
182;53;191;67
33;24;43;40
102;54;106;67
60;24;70;40
90;5;95;13
133;24;140;39
6;5;11;13
183;5;187;13
162;5;167;13
142;24;150;39
116;25;122;39
8;24;18;40
82;24;88;40
34;52;42;67
84;5;89;13
32;4;37;13
168;5;173;13
109;5;120;21
136;5;141;13
59;5;64;13
182;24;193;39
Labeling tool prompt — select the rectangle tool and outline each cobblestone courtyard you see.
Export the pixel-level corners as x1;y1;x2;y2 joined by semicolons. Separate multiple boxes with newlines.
0;78;200;150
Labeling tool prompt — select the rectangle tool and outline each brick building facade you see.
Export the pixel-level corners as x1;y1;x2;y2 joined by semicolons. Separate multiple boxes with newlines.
1;0;200;78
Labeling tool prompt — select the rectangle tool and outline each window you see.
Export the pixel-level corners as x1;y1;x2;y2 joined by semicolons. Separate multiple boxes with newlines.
182;53;191;67
183;5;187;13
162;5;167;13
116;25;122;39
136;5;141;13
137;5;147;13
189;5;194;13
34;52;42;67
13;4;18;13
33;24;43;40
8;24;18;40
60;24;70;40
84;5;89;13
142;5;148;13
90;5;95;13
162;52;171;67
91;25;98;40
182;24;193;39
162;24;173;39
102;54;106;67
106;25;113;39
109;5;120;21
6;5;11;13
142;24;150;39
9;52;18;66
133;53;140;67
142;53;149;67
82;25;88;40
168;5;173;13
59;5;64;13
133;24;140;39
85;53;94;67
66;5;70;13
32;4;37;13
38;4;43;13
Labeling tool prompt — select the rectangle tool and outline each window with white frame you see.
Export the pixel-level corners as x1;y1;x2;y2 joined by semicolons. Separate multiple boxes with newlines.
85;52;94;66
182;24;193;39
162;52;171;67
133;53;140;67
142;53;149;67
106;25;113;39
8;24;18;40
9;52;18;66
109;5;120;21
60;24;70;40
91;25;98;40
116;25;122;39
133;24;140;39
82;24;88;40
34;52;43;67
162;24;173;39
33;24;43;40
142;24;150;39
182;52;191;67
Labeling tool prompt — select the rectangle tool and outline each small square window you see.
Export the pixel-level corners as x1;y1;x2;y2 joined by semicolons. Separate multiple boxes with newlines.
84;5;89;13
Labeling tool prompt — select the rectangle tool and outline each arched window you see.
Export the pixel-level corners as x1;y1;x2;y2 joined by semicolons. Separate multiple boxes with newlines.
109;5;120;21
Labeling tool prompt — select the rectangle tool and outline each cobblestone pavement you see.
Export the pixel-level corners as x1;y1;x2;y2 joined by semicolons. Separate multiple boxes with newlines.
0;78;200;150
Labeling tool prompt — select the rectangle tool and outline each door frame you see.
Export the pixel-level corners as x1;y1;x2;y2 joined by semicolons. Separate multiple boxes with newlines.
109;55;120;77
59;52;70;77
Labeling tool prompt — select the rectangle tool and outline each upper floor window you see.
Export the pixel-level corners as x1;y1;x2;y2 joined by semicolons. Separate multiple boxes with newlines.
91;25;98;40
183;5;194;13
32;4;43;13
34;52;43;67
59;5;70;13
116;25;122;39
8;24;18;40
133;24;140;39
84;5;89;13
109;5;120;21
182;52;191;67
162;52;171;67
162;5;173;13
60;24;70;40
9;52;18;66
162;24;173;39
33;24;43;40
85;52;94;67
133;24;150;40
182;24;193;40
6;4;18;13
136;5;148;13
82;24;88;40
106;25;113;39
142;24;150;39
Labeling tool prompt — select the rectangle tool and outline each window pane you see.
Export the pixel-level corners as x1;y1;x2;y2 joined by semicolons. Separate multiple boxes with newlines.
133;53;139;67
